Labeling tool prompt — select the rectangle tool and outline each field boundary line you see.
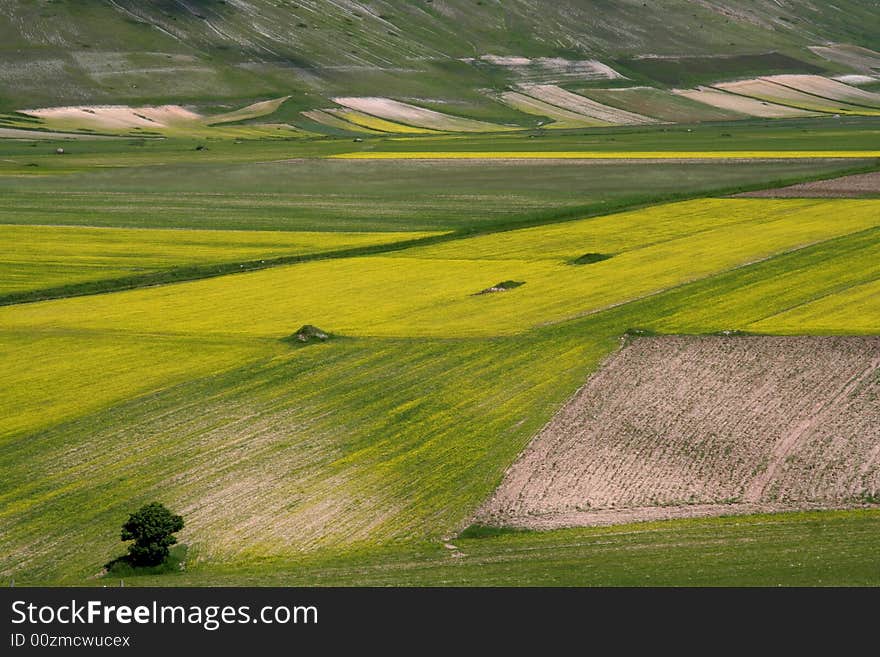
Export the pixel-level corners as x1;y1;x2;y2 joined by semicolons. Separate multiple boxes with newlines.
4;163;878;307
537;225;880;330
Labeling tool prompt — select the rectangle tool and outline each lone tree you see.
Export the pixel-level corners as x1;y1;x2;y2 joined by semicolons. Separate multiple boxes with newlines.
120;502;184;567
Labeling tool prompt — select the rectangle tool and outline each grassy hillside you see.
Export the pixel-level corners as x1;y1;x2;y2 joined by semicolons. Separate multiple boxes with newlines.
1;0;877;113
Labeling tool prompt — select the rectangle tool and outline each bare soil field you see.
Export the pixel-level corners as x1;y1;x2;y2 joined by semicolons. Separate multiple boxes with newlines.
765;75;880;109
736;171;880;198
332;96;503;132
519;85;658;125
20;104;202;130
673;86;819;118
478;336;880;530
712;78;879;114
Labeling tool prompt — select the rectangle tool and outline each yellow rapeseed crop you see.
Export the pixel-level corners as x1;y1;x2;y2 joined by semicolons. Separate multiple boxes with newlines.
0;224;441;294
1;199;876;339
748;278;880;334
0;331;276;440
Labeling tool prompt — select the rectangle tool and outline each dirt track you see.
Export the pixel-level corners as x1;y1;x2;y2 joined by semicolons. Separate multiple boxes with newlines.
737;171;880;197
477;336;880;529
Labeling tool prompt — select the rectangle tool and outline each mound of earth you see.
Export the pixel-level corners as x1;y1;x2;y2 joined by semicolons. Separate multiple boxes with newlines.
475;281;525;295
736;171;880;198
284;325;331;344
477;336;880;529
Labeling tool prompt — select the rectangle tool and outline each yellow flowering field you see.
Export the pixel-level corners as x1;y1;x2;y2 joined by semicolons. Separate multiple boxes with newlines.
0;224;441;294
1;199;876;339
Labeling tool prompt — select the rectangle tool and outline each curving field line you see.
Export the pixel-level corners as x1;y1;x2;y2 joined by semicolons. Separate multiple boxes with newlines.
712;79;880;115
518;84;657;125
765;75;880;109
332;96;508;132
673;86;820;118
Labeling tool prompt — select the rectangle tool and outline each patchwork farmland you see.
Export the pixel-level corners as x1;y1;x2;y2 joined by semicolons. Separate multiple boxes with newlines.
1;0;880;589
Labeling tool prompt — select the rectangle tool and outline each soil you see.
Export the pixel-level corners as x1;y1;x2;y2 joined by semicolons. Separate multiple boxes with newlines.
477;336;880;529
736;171;880;198
673;87;818;118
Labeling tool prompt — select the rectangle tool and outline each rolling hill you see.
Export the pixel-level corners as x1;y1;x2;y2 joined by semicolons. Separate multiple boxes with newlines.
1;0;878;127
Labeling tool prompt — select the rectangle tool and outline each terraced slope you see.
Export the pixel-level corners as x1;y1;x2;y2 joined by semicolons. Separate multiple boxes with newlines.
713;79;880;115
479;336;880;529
673;86;821;118
766;75;880;108
574;87;746;123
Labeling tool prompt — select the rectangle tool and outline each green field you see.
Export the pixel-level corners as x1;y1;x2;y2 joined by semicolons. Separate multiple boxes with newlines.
129;510;880;586
2;105;880;586
0;68;880;585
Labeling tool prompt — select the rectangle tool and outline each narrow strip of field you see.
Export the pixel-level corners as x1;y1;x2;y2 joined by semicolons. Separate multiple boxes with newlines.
0;225;443;296
736;170;880;198
765;75;880;109
712;79;880;115
748;278;880;334
673;87;820;118
128;510;880;586
0;127;120;140
575;86;746;122
332;151;880;160
300;110;384;134
498;92;612;128
332;97;507;132
517;85;657;125
325;109;438;134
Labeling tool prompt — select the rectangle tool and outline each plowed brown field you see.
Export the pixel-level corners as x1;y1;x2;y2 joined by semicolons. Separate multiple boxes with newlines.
478;336;880;529
736;171;880;197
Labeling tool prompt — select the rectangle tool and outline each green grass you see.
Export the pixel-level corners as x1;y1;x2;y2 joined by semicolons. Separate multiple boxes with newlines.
0;331;616;583
0;331;276;441
120;510;880;586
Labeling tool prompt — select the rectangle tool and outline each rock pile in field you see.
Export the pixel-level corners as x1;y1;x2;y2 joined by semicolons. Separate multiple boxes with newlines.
475;280;525;295
286;325;331;343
